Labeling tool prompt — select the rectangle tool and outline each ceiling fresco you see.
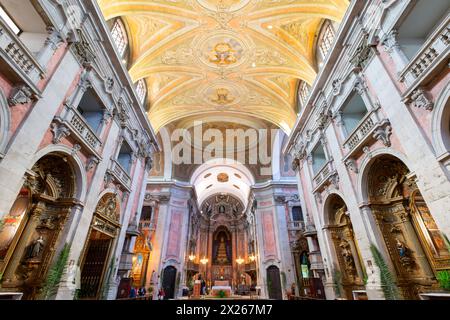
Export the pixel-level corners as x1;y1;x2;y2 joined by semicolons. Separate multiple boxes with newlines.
98;0;349;133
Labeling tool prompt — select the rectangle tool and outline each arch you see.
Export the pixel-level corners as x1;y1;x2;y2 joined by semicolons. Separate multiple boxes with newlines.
161;265;177;299
322;190;350;226
357;148;412;204
323;193;364;299
431;82;450;158
79;192;122;299
31;144;88;201
190;158;255;208
266;265;282;300
0;153;79;299
0;89;10;157
363;154;450;299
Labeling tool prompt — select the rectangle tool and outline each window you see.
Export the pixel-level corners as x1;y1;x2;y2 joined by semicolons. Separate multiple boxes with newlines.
318;21;335;59
312;144;327;175
292;206;304;222
111;19;128;58
117;141;133;174
0;5;20;34
0;1;47;54
141;206;152;221
397;0;449;60
341;93;368;138
77;88;104;133
135;79;147;104
298;81;310;110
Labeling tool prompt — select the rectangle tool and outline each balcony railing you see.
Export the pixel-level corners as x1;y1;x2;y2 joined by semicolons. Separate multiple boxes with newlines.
139;221;156;231
400;14;450;90
0;16;45;91
288;221;305;231
343;110;379;153
110;159;132;190
56;104;102;153
313;160;335;189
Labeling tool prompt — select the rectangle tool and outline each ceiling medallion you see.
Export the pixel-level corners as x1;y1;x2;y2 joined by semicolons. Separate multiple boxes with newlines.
209;42;238;66
194;31;253;70
210;87;235;105
217;173;230;183
201;81;242;107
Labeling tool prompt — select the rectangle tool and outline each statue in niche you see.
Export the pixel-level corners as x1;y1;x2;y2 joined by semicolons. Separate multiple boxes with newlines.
396;238;414;270
339;239;356;276
232;203;239;215
213;232;232;265
219;205;226;214
26;236;45;260
105;198;117;220
396;239;408;258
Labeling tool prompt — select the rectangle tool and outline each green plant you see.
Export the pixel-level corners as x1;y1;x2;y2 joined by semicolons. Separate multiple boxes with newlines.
42;243;70;300
280;271;287;290
218;290;226;298
370;244;400;300
443;234;450;253
436;270;450;291
332;269;343;298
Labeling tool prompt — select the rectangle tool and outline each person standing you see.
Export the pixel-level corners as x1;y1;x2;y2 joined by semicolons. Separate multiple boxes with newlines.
130;287;137;299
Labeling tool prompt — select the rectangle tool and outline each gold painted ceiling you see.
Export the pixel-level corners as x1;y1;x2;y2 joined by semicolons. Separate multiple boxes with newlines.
98;0;349;133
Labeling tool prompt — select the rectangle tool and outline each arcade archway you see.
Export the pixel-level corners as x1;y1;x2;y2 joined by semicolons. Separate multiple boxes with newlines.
366;155;450;299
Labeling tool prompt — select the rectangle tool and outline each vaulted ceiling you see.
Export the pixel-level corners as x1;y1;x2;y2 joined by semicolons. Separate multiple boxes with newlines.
98;0;349;133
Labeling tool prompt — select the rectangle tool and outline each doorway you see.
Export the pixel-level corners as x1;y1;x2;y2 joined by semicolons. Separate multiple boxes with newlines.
162;266;177;299
79;230;113;299
266;265;282;300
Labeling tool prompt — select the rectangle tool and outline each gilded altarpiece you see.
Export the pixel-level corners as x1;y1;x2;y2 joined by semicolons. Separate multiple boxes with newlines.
328;201;364;299
0;155;77;299
368;158;450;299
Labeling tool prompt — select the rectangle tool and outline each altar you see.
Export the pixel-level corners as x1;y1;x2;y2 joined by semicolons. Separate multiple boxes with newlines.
211;281;232;297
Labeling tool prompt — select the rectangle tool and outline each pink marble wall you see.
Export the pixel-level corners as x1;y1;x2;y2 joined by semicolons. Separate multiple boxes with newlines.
262;210;277;259
166;209;183;259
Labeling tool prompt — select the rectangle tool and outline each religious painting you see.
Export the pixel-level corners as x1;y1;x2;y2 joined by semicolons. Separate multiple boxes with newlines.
0;190;30;261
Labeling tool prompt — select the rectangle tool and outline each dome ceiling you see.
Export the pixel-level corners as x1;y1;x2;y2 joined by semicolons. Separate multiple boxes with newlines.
98;0;349;133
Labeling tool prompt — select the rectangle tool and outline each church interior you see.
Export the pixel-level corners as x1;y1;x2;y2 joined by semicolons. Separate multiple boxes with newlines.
0;0;448;301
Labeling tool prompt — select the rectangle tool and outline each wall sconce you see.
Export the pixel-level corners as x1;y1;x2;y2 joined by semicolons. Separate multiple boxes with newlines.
249;254;256;262
188;254;195;261
236;257;244;265
200;257;209;265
